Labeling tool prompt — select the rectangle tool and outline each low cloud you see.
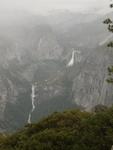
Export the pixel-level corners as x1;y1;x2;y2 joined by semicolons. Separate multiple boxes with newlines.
0;0;111;14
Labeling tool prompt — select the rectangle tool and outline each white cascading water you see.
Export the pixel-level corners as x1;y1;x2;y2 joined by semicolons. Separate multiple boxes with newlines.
67;50;81;67
28;84;36;124
67;51;75;67
38;38;43;49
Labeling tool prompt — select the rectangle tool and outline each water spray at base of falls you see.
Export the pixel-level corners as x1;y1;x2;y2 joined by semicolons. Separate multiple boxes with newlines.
28;84;37;124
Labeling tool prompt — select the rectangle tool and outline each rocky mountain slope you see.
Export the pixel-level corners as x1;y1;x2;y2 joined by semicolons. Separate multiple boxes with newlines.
0;11;112;131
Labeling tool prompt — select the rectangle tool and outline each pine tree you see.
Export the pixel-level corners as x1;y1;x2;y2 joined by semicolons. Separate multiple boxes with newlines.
103;2;113;83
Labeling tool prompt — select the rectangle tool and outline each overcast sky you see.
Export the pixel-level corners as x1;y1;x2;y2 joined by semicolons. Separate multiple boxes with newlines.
0;0;111;14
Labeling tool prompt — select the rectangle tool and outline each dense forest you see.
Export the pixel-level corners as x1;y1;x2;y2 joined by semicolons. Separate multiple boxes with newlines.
0;106;113;150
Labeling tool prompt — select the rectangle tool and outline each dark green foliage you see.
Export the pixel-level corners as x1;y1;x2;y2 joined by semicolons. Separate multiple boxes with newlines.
92;104;108;113
108;66;113;75
107;42;113;47
104;3;113;83
110;4;113;8
1;107;113;150
106;66;113;83
103;18;112;24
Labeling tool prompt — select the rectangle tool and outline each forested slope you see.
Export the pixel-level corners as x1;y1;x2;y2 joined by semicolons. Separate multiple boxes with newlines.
0;106;113;150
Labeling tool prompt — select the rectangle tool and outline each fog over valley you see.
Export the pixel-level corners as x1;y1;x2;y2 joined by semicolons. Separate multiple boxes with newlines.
0;0;112;135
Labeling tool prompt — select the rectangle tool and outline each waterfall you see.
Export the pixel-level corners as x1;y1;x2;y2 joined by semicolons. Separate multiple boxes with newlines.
67;49;81;67
67;51;75;67
38;38;43;49
28;84;36;124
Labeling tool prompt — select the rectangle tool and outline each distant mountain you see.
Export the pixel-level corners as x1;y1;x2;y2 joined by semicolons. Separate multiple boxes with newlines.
0;10;112;131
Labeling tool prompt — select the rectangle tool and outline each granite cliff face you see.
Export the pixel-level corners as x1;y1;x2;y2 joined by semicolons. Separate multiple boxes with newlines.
72;47;113;110
0;11;112;131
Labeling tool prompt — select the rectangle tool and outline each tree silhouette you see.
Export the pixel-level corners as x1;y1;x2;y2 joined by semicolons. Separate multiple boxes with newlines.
103;2;113;83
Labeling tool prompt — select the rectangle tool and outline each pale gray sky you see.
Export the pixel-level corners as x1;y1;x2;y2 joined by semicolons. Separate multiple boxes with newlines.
0;0;111;14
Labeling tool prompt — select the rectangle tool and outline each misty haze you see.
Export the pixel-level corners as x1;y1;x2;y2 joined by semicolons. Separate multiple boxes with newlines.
0;0;113;150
